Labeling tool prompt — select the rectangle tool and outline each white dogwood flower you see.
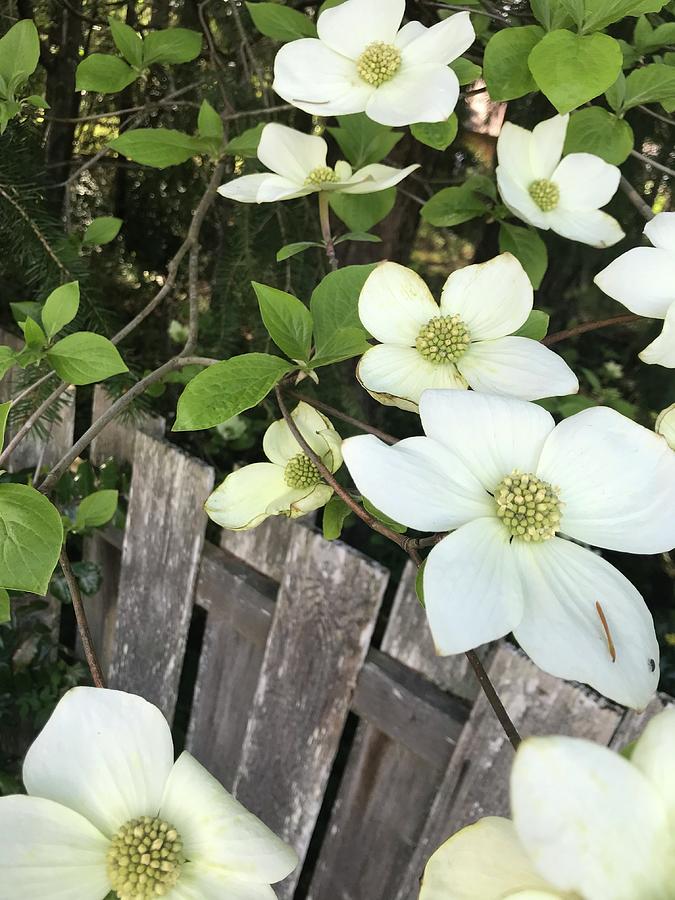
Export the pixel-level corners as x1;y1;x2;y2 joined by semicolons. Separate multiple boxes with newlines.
0;687;297;899
342;390;675;709
218;122;418;204
356;254;578;411
594;212;675;368
272;0;475;126
496;114;624;248
656;404;675;450
205;402;341;531
420;707;675;899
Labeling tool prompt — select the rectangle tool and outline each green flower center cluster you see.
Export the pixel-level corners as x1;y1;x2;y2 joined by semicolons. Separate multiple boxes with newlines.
528;178;560;212
494;470;561;542
107;816;184;899
415;315;471;364
356;41;401;87
284;452;320;489
305;165;339;187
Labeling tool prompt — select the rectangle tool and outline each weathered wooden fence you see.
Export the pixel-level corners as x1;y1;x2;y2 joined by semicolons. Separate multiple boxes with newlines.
1;342;671;899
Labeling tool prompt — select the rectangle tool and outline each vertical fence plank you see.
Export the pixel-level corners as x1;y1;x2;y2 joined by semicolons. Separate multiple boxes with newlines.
107;432;214;720
232;527;388;899
220;515;311;582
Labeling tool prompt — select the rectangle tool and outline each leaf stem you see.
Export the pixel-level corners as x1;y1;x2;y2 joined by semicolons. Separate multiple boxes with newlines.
318;192;339;271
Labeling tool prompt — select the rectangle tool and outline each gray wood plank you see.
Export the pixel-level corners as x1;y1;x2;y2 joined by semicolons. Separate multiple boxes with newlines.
233;526;389;899
394;643;624;900
610;693;675;749
220;514;311;582
107;431;214;720
89;384;165;466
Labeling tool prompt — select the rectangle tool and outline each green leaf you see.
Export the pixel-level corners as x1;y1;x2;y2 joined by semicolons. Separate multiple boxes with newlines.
0;588;9;624
142;28;202;65
450;57;482;85
623;63;675;109
362;498;407;533
174;353;295;431
110;129;205;168
83;216;123;246
310;265;374;367
513;309;550;340
415;560;426;606
109;17;143;67
411;115;458;151
276;241;323;261
605;71;626;113
0;400;10;451
0;347;15;379
421;178;492;227
582;0;667;32
252;282;313;361
50;560;102;603
10;300;42;325
333;231;383;245
74;489;119;530
76;54;137;93
24;94;49;108
47;332;128;385
245;2;317;40
327;114;403;168
484;26;544;100
197;100;224;142
637;20;675;52
329;188;396;232
0;484;63;595
563;107;633;164
528;30;622;113
224;122;265;158
0;20;40;89
498;223;548;289
42;281;80;340
21;315;47;348
322;494;352;540
529;0;575;30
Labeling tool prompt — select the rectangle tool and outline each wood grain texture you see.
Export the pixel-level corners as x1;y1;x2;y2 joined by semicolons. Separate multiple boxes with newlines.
107;431;214;720
233;526;389;899
220;514;313;581
89;384;165;465
394;643;625;900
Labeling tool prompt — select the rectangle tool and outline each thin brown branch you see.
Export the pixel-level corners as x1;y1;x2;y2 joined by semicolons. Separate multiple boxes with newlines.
465;650;521;748
288;390;398;445
0;382;69;469
60;548;106;687
0;184;71;279
318;192;338;271
9;371;58;406
619;175;654;221
543;314;642;346
631;149;675;178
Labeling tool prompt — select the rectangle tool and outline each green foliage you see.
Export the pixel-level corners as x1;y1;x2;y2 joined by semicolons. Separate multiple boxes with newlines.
0;485;63;595
0;20;40;131
484;26;544;100
623;63;675;110
246;2;317;40
142;28;202;65
110;129;206;168
513;310;550;340
411;115;458;151
82;217;123;246
329;190;396;232
46;333;128;384
322;495;352;541
41;282;80;340
0;402;10;451
498;223;548;289
563;107;633;164
362;498;407;534
252;282;313;361
76;54;138;93
73;490;119;531
422;177;495;227
0;589;8;624
309;265;373;367
224;123;265;157
276;241;322;261
328;115;402;168
174;354;295;431
109;17;143;67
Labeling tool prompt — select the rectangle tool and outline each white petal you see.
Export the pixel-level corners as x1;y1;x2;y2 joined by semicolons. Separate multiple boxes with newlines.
440;253;533;341
457;337;579;401
424;518;524;655
640;300;675;367
272;39;373;116
419;817;553;900
401;11;475;66
160;753;297;883
512;538;659;710
496;168;550;230
22;687;173;837
553;153;620;211
263;402;342;471
511;735;671;900
339;162;420;194
497;122;535;189
546;207;624;247
318;0;404;58
218;175;275;204
644;210;675;250
257;123;326;182
365;63;459;126
0;795;109;900
395;21;427;49
359;261;439;345
255;175;315;203
419;390;555;492
529;114;568;179
594;246;675;318
171;865;278;899
631;708;675;827
205;463;305;531
536;405;675;553
341;434;492;532
357;344;467;411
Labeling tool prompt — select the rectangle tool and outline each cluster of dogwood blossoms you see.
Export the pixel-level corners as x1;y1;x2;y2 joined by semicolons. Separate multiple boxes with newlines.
3;1;674;898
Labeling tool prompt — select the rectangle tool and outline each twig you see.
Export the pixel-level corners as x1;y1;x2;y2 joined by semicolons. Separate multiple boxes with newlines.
631;149;675;178
638;105;675;128
288;391;398;445
543;314;642;346
466;650;521;748
60;548;106;688
0;383;69;469
318;192;338;271
620;175;654;221
9;371;57;406
0;184;71;279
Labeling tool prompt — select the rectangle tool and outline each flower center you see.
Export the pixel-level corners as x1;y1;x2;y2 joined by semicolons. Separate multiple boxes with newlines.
494;470;561;542
284;452;320;489
107;816;184;899
305;165;339;187
415;315;471;364
356;41;401;87
528;178;560;212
